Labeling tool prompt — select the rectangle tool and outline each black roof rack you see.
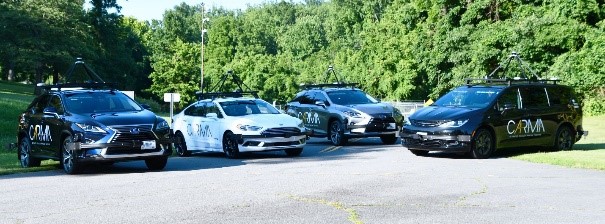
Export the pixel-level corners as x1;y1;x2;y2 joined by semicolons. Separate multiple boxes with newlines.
36;58;115;94
196;70;259;100
465;52;560;86
300;65;359;90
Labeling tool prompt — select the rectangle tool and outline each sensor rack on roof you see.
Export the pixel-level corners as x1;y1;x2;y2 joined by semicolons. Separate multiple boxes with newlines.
301;83;359;90
38;82;116;91
196;91;259;100
465;78;560;86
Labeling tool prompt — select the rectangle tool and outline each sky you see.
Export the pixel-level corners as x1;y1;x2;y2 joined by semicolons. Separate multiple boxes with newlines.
117;0;281;21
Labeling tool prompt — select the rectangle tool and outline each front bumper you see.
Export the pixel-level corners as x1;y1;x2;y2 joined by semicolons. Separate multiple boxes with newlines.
400;129;472;152
66;139;172;162
346;123;399;137
233;134;306;152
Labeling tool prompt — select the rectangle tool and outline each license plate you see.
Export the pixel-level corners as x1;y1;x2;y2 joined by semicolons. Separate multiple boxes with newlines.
416;132;428;136
141;140;156;150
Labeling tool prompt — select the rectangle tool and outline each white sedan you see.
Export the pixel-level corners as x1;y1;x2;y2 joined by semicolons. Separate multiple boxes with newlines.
172;97;307;158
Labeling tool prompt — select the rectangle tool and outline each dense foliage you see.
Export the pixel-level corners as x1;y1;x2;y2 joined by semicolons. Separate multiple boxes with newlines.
1;0;604;114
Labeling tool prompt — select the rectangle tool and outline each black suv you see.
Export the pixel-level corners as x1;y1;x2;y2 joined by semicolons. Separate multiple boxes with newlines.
400;53;587;158
285;67;403;145
16;60;172;174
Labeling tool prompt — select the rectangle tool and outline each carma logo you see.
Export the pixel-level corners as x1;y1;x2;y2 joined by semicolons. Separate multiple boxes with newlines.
507;118;545;135
29;125;53;142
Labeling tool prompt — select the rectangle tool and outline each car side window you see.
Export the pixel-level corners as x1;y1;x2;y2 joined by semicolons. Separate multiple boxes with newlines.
519;86;549;109
313;92;329;105
184;103;205;117
299;92;315;105
32;95;51;114
497;89;519;111
205;102;223;118
547;87;571;106
49;95;65;114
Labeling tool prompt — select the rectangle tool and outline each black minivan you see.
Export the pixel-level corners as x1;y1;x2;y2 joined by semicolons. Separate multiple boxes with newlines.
400;53;587;158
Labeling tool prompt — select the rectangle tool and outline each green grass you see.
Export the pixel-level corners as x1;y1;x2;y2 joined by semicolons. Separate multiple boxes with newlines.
511;115;605;170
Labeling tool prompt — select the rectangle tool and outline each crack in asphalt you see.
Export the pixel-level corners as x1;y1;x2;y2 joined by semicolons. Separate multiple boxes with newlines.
285;194;363;224
455;178;488;207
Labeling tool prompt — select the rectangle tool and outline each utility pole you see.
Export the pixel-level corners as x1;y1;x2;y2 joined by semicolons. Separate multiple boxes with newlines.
200;2;205;92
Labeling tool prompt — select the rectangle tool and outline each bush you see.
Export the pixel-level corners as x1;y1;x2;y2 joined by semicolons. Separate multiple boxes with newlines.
583;97;605;116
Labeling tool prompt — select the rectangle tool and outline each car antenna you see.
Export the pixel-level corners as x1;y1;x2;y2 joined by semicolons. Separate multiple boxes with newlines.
486;52;539;80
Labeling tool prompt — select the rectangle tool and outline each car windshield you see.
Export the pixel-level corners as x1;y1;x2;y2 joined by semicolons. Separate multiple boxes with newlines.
219;99;280;116
64;91;143;113
433;87;499;108
327;90;378;105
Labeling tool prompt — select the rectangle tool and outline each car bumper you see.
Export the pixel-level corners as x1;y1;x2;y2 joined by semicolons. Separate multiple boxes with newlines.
400;129;472;152
346;123;400;137
66;139;172;162
234;134;306;152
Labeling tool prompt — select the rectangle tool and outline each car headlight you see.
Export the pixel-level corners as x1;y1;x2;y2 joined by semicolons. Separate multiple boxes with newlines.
439;119;468;128
75;123;107;133
155;119;170;131
343;111;362;118
237;124;263;131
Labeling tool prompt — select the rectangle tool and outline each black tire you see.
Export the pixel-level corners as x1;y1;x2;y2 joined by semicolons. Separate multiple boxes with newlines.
285;148;303;157
19;137;41;168
554;125;574;151
174;132;191;157
145;156;168;170
409;149;429;156
329;120;348;146
62;136;81;174
470;128;494;159
380;134;398;144
223;131;240;159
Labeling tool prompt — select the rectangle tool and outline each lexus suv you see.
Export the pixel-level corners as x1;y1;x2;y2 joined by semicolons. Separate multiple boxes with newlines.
15;60;172;174
285;84;404;146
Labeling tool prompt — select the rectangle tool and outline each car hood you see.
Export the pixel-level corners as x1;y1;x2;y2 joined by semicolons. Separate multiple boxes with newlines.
74;110;158;126
336;103;394;115
411;106;483;121
232;113;301;128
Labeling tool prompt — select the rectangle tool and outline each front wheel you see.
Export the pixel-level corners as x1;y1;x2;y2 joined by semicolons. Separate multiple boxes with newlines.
174;132;191;157
329;120;348;146
285;148;303;157
223;131;240;159
380;134;398;144
62;136;81;174
19;137;41;168
554;126;574;151
145;156;168;170
470;128;494;159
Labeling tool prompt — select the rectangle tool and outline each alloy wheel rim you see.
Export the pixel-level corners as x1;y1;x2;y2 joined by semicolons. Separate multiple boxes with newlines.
477;132;491;155
330;123;340;144
63;141;73;171
558;129;571;149
19;140;29;167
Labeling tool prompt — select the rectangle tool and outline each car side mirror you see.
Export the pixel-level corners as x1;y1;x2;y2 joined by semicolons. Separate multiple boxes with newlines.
207;112;218;118
315;101;326;108
500;103;517;111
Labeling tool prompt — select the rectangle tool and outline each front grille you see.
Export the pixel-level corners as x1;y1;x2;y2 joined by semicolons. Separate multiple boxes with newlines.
110;124;156;143
364;114;396;132
261;127;301;136
410;119;445;127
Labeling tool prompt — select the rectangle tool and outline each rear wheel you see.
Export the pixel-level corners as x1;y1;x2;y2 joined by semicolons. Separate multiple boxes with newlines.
145;156;168;170
554;126;574;151
19;137;41;168
470;128;494;159
380;134;398;144
174;132;191;157
223;131;240;159
285;148;303;157
329;120;348;146
409;149;429;156
62;136;81;174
